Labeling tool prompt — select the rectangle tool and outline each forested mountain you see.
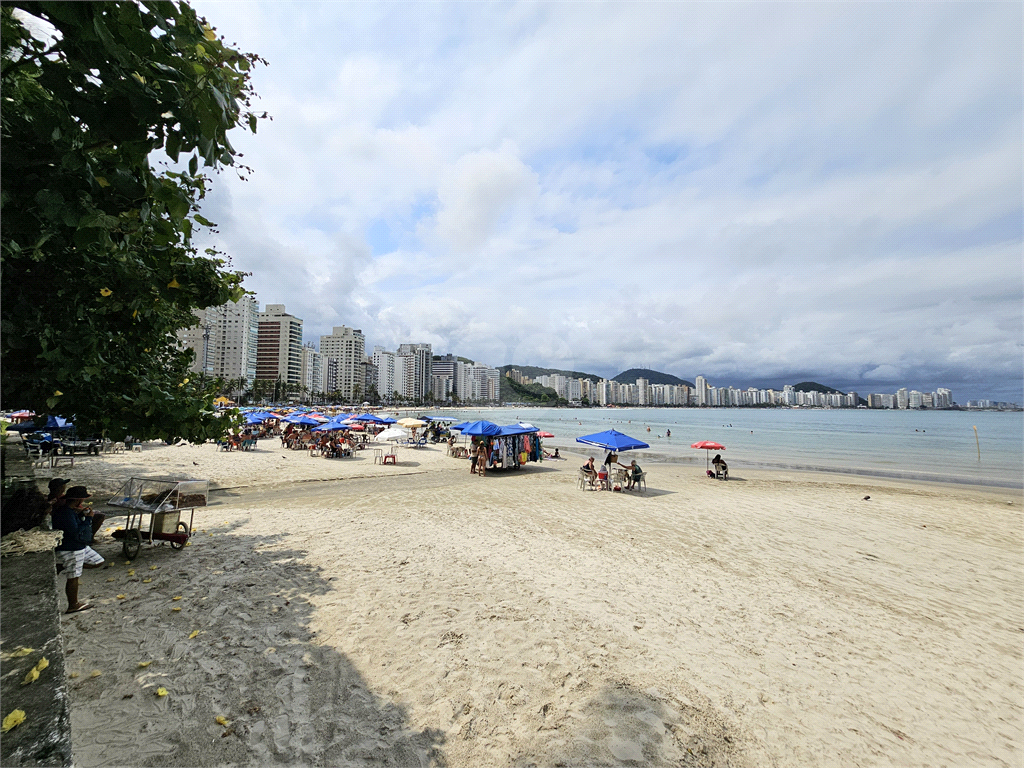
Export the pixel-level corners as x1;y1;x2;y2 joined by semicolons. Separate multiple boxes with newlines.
497;365;602;383
613;368;694;387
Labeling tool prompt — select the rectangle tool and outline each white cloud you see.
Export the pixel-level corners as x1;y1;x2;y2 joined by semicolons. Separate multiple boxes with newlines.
190;0;1023;400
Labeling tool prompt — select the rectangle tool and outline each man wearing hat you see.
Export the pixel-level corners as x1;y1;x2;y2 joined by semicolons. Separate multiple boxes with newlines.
52;486;105;613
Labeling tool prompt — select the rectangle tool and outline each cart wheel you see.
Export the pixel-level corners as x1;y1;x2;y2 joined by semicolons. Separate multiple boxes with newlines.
122;529;142;560
170;521;190;551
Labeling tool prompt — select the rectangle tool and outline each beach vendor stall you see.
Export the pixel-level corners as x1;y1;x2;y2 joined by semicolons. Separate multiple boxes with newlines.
488;423;543;470
107;477;208;559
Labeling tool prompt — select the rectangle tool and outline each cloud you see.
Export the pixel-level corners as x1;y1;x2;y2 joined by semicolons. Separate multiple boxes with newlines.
190;0;1023;401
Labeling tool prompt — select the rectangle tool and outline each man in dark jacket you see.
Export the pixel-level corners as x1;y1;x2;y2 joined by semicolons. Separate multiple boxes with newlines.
52;486;105;613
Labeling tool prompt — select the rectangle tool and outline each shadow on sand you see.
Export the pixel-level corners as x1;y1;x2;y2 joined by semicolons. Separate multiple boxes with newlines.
62;529;446;767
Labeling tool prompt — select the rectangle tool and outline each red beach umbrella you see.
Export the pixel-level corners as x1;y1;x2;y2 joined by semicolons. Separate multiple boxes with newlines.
538;431;554;438
691;441;726;471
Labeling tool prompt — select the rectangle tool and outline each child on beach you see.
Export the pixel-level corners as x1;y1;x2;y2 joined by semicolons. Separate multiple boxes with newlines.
52;486;105;613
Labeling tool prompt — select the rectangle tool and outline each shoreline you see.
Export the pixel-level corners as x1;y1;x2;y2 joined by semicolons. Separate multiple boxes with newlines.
552;444;1024;491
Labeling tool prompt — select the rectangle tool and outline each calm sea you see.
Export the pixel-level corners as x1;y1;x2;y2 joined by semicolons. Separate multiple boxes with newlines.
433;407;1023;489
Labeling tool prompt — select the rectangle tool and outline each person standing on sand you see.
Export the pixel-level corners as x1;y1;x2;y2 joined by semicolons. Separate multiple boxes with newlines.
476;441;489;477
52;486;105;613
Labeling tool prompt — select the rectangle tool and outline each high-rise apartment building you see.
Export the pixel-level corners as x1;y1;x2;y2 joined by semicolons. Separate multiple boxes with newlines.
180;295;259;385
300;344;321;393
397;343;432;401
256;304;303;384
319;326;365;401
372;346;397;399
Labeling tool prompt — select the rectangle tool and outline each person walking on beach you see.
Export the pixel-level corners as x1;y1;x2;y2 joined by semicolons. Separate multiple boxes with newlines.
52;486;105;613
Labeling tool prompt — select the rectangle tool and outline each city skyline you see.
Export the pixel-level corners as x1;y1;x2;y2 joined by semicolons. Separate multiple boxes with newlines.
186;1;1021;404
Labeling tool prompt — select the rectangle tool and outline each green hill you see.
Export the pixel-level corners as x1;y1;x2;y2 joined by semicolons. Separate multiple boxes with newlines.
793;381;843;394
500;376;562;404
613;368;694;387
498;365;602;384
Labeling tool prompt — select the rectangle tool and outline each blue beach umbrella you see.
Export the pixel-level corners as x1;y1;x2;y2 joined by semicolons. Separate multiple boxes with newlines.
576;429;649;452
497;423;540;436
460;420;501;436
312;422;349;432
285;414;321;427
449;421;472;432
352;413;387;423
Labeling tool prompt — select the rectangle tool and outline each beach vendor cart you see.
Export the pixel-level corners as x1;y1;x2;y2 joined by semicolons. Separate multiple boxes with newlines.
107;477;208;559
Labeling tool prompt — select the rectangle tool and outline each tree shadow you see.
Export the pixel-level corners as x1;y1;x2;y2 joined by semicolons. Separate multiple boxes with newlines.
511;678;745;767
61;531;447;767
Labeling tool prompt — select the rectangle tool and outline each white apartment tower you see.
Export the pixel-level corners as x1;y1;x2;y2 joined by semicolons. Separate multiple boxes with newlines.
372;346;398;400
181;296;260;384
300;344;321;393
397;343;432;401
320;326;366;401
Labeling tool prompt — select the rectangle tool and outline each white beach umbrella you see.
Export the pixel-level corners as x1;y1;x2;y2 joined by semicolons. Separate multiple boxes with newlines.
376;427;410;442
397;418;426;428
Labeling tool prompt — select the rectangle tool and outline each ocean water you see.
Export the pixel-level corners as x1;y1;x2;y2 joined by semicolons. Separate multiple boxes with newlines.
434;407;1023;489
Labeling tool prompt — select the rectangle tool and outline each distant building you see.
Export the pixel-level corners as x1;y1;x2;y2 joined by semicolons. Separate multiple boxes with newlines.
320;326;365;402
256;304;303;385
180;295;260;385
398;343;432;401
300;344;321;393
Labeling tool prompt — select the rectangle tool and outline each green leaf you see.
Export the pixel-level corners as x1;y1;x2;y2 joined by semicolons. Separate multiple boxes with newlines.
166;130;181;162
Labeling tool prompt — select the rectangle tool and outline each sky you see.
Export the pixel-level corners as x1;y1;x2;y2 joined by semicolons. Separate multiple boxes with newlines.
190;1;1022;402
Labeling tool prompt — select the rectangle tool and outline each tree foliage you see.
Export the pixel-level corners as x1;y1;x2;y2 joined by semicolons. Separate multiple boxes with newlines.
1;1;266;441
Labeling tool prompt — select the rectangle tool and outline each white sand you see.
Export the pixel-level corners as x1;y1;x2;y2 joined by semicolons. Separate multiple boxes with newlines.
47;439;1023;766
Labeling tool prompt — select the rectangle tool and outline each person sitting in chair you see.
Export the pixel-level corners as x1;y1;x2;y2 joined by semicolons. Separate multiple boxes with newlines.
581;457;598;486
712;454;728;479
619;458;643;490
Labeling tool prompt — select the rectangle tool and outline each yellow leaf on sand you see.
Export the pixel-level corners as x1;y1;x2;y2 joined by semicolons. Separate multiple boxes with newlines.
69;672;79;679
90;670;102;678
171;607;181;612
127;570;135;576
100;288;112;297
124;561;131;566
185;541;192;546
10;648;33;658
22;668;39;685
2;710;26;733
106;578;115;583
156;687;168;697
138;661;152;668
188;630;200;639
142;579;152;584
117;595;127;600
215;715;230;726
172;596;182;601
34;658;48;672
150;566;158;570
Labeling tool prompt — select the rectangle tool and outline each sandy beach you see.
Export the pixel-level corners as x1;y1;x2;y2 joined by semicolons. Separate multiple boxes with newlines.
41;438;1022;767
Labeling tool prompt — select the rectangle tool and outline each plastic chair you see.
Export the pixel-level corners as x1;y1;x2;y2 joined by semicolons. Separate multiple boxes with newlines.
578;469;597;490
635;471;647;493
50;453;74;470
373;449;384;465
